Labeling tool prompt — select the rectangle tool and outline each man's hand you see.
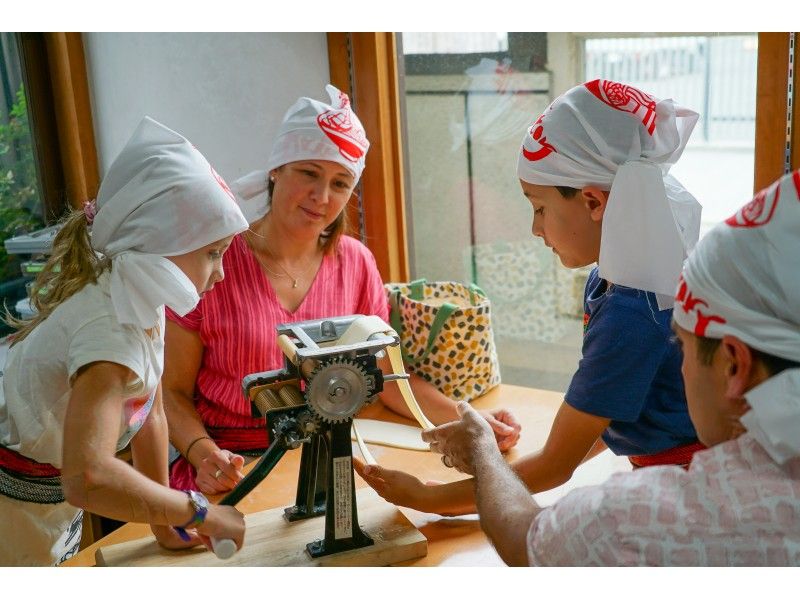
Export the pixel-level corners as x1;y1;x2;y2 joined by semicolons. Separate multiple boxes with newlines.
479;408;522;452
421;402;499;475
195;449;245;495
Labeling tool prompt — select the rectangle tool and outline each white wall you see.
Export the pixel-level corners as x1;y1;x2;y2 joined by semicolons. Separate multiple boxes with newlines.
83;33;330;182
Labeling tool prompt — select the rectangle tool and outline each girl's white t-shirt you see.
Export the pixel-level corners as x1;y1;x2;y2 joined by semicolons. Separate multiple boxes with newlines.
0;270;165;468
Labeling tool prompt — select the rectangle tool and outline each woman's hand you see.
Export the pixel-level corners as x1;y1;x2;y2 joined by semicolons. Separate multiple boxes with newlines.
479;408;522;452
195;449;245;495
353;457;434;512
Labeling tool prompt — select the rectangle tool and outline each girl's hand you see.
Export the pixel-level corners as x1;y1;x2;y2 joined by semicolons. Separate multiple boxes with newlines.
195;449;245;495
151;524;203;550
195;504;246;552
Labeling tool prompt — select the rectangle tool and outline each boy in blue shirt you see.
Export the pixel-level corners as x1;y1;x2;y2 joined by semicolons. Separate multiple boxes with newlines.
355;80;703;515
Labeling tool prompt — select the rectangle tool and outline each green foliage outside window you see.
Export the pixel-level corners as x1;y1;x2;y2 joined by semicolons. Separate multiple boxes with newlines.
0;84;44;282
0;84;45;333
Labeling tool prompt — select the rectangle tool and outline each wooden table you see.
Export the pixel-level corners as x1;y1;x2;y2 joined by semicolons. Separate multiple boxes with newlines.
62;384;630;567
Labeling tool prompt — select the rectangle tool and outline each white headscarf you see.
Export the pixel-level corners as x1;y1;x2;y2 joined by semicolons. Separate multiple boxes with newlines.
92;116;249;329
232;84;369;224
517;80;702;309
673;170;800;464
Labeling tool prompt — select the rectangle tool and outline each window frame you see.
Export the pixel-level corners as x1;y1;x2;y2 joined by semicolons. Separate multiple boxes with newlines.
327;32;409;282
17;32;98;222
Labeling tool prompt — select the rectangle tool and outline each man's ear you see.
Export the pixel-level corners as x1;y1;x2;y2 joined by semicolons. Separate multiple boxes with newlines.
581;186;610;222
720;335;755;401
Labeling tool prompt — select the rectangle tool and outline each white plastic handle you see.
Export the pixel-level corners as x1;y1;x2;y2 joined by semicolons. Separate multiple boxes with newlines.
211;537;237;560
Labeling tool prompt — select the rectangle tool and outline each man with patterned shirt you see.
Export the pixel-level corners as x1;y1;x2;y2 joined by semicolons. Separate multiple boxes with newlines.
407;169;800;566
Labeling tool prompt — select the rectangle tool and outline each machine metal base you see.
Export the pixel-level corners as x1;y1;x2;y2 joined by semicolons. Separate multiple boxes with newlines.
306;528;374;558
284;503;326;521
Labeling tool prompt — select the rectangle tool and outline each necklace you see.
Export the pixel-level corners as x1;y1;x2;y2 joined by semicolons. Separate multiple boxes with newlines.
246;229;319;289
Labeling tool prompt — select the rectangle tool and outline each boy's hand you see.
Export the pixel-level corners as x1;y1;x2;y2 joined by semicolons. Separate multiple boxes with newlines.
353;457;433;512
479;407;522;452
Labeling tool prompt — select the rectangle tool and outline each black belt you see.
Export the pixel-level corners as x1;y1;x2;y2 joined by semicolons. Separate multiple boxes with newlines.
0;465;64;504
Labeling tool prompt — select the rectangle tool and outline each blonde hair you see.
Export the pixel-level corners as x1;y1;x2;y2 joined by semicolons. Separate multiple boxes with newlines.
5;208;108;344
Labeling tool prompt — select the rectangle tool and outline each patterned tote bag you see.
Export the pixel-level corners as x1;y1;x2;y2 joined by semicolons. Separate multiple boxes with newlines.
385;279;501;402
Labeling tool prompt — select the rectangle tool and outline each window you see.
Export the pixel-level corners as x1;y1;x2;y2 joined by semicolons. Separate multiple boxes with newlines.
0;33;99;339
585;34;758;234
399;32;580;391
397;32;760;393
402;33;509;54
0;33;45;335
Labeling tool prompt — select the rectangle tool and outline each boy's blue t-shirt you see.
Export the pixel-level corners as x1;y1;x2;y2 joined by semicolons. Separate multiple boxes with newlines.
564;267;698;456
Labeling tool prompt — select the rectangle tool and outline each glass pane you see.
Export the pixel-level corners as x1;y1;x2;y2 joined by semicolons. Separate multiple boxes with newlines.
585;34;758;235
398;32;758;393
403;33;509;54
400;32;581;392
0;33;46;336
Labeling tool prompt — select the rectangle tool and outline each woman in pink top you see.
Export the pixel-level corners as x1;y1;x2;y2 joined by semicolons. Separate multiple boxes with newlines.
164;86;521;493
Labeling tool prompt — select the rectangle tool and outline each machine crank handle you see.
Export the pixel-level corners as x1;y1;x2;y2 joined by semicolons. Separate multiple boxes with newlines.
219;436;291;507
382;373;410;382
206;436;294;559
210;536;237;560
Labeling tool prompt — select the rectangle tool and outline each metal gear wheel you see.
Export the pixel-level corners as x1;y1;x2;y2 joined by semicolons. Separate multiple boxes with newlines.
305;358;370;423
271;414;296;439
295;410;320;436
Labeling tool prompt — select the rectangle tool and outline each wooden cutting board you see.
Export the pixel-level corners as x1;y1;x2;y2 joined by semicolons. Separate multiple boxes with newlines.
96;487;427;566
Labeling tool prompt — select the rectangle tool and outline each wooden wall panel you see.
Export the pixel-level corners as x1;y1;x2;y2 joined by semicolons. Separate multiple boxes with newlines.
44;32;99;209
754;33;798;192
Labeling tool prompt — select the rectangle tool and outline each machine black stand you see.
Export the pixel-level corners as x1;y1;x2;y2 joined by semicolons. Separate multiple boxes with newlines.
304;421;373;557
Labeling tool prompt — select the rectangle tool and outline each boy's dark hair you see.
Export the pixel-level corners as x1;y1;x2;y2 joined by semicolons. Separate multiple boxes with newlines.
556;186;579;198
695;336;800;375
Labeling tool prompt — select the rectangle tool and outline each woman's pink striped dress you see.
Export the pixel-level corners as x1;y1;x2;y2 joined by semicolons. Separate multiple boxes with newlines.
167;233;389;490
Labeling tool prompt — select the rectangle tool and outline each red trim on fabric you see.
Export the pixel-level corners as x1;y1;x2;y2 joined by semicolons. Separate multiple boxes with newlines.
583;79;657;135
726;182;780;228
793;169;800;197
207;426;269;452
628;441;706;469
0;444;60;477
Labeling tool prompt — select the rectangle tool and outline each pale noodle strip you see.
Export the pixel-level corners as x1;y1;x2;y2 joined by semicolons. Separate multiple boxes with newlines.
387;345;435;430
351;420;377;465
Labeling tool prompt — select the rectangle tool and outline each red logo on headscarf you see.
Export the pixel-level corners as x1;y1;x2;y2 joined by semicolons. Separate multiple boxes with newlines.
211;166;236;203
725;179;780;228
675;275;727;337
316;91;368;163
584;79;657;136
521;113;557;162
